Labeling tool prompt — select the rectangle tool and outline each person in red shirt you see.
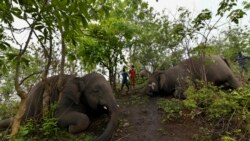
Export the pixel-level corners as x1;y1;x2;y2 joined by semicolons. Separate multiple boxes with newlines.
129;65;136;89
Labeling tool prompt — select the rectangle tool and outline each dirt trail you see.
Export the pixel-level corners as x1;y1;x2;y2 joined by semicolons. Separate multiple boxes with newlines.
111;93;202;141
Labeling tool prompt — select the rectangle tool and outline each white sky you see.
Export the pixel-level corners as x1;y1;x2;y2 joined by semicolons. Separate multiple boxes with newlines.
145;0;219;14
144;0;250;25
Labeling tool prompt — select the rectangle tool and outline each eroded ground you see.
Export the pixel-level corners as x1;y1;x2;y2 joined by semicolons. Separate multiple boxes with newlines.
111;90;205;141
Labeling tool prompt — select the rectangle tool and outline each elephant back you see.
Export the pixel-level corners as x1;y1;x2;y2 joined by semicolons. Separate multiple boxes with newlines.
23;75;74;120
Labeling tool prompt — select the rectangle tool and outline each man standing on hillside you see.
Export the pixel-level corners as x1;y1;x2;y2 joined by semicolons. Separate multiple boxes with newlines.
129;65;136;90
121;67;129;93
235;51;249;79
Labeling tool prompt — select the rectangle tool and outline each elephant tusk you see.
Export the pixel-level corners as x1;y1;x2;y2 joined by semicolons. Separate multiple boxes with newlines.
117;104;119;107
149;82;156;90
103;106;108;110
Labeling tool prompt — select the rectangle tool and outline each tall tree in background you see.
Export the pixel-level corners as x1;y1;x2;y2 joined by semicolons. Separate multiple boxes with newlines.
73;0;150;91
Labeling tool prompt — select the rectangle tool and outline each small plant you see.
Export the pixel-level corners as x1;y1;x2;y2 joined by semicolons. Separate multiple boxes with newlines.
158;98;184;120
40;116;60;137
221;136;236;141
16;120;36;140
80;133;94;141
40;103;60;137
192;127;212;141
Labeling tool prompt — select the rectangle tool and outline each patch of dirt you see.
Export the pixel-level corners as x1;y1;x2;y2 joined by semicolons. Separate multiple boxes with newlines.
111;90;205;141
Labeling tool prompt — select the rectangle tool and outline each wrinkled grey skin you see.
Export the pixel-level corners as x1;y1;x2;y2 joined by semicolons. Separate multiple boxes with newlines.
139;69;151;79
145;55;241;98
0;72;119;141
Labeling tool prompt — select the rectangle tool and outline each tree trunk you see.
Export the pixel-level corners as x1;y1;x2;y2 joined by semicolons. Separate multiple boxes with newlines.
10;92;27;140
10;26;34;139
57;30;66;98
42;34;53;115
113;66;117;92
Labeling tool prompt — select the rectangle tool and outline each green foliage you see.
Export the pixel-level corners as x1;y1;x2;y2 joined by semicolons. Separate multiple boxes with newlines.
217;0;247;24
184;84;250;119
192;9;212;31
131;11;186;71
40;117;59;137
40;104;60;137
183;83;250;140
157;79;249;140
243;1;250;9
192;127;212;141
221;136;236;141
183;82;216;111
217;0;237;16
78;17;138;71
158;98;184;120
0;102;19;120
16;120;36;140
228;9;246;24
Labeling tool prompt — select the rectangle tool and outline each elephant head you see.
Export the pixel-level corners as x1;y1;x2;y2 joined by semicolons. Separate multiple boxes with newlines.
145;71;166;96
79;72;119;141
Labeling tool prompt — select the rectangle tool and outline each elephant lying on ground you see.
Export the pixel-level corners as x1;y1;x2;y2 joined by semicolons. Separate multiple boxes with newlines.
145;55;241;98
139;69;151;79
0;72;119;141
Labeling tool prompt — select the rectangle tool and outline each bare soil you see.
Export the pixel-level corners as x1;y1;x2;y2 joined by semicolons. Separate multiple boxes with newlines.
110;89;205;141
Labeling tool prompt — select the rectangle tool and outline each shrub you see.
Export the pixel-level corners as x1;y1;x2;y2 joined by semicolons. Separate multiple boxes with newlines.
184;83;250;140
158;98;184;120
0;102;19;120
192;127;212;141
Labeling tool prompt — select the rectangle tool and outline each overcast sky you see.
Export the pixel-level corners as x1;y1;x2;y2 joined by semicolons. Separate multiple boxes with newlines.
144;0;250;25
145;0;219;13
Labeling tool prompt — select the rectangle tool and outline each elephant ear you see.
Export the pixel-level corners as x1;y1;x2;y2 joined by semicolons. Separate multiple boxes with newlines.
61;78;81;105
158;73;166;89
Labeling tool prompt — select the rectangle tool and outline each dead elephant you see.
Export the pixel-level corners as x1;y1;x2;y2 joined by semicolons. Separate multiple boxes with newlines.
145;55;241;98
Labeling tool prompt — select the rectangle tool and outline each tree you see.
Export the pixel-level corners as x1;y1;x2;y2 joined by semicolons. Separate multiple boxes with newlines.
77;18;138;91
130;7;186;71
71;0;150;91
0;0;110;138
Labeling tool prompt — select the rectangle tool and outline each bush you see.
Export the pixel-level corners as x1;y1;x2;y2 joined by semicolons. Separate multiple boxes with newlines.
158;98;184;120
184;83;250;140
0;102;19;120
192;127;212;141
16;120;36;140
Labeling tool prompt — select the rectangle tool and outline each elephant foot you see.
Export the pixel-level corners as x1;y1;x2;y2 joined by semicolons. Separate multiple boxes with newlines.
173;89;187;99
69;121;89;134
69;114;90;134
57;112;90;134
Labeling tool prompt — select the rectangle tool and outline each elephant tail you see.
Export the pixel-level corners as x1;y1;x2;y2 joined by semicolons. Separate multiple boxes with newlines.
0;117;14;131
94;110;119;141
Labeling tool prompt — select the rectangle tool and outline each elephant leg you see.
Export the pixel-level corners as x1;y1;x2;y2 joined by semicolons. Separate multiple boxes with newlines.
57;111;90;134
174;79;188;99
174;86;187;99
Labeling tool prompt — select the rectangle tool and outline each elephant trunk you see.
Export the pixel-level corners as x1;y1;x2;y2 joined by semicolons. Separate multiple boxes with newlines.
0;118;14;130
94;106;119;141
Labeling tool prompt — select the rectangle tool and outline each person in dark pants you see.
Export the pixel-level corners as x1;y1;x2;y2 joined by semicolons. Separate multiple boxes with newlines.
235;51;250;80
121;68;129;93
